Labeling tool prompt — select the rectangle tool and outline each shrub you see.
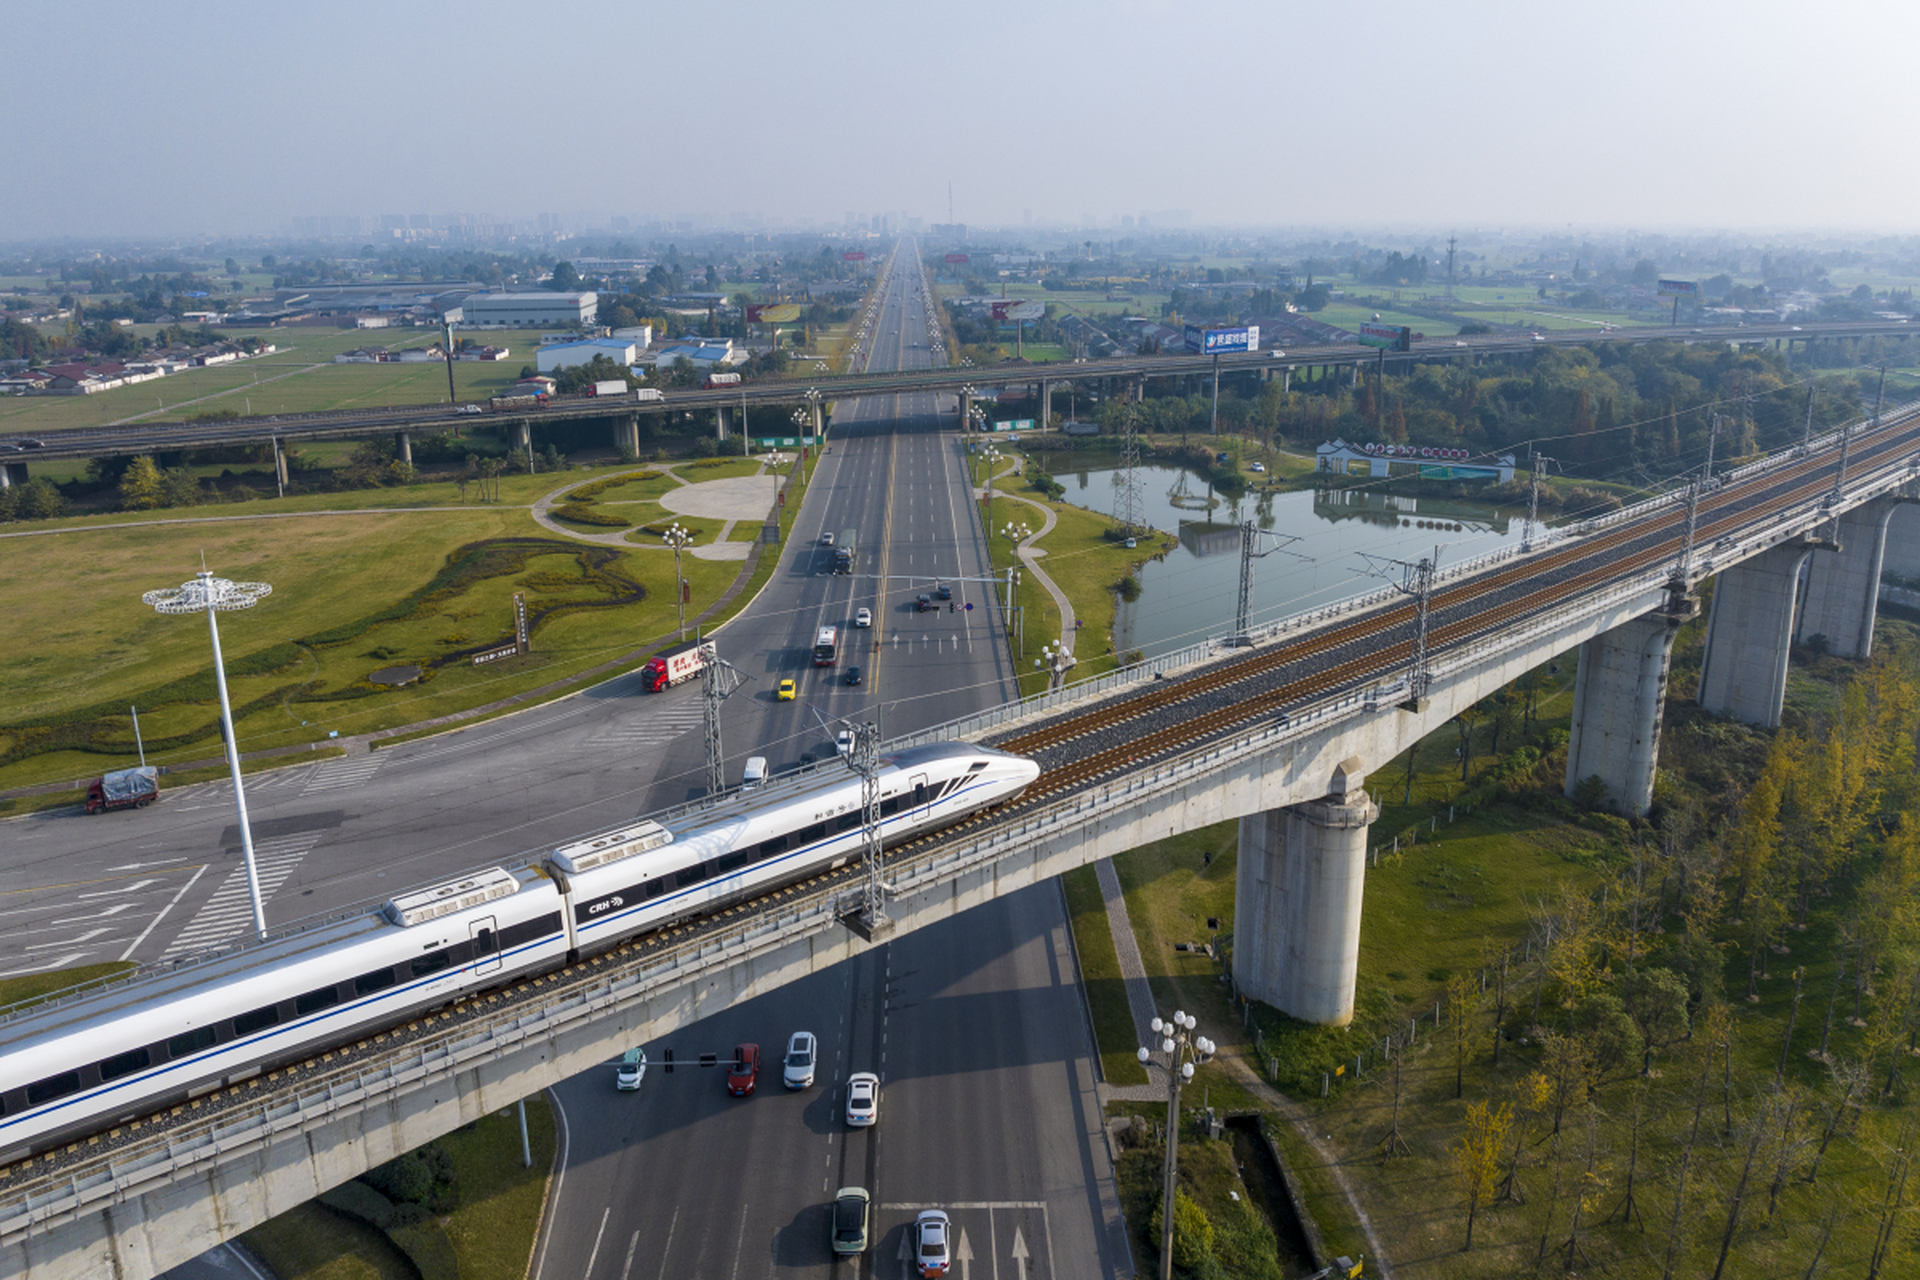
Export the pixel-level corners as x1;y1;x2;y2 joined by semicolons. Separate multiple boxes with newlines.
1116;574;1142;602
552;503;627;528
318;1179;396;1230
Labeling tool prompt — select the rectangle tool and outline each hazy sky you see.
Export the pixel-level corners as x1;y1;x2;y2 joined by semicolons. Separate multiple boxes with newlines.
7;0;1915;240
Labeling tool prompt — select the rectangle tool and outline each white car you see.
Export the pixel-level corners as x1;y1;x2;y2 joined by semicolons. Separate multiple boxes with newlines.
914;1210;951;1277
1250;462;1265;473
783;1030;818;1089
615;1048;647;1091
854;607;872;628
845;1072;879;1127
836;730;855;759
821;532;835;546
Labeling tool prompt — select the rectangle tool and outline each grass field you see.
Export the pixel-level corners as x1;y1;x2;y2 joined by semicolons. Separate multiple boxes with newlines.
1314;304;1461;338
243;1098;556;1280
0;327;565;436
0;479;750;789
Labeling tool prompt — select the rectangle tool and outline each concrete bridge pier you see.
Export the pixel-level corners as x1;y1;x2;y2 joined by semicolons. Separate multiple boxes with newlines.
715;406;730;441
1564;603;1694;816
0;461;16;489
1698;541;1815;727
394;431;411;464
1798;499;1899;658
614;414;640;457
1232;758;1378;1026
511;421;531;454
1884;504;1920;580
272;439;288;488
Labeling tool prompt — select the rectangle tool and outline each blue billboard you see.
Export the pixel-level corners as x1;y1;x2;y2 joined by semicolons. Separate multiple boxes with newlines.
1184;324;1260;355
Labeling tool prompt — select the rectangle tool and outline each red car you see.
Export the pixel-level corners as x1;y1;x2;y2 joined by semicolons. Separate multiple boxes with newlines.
727;1043;760;1096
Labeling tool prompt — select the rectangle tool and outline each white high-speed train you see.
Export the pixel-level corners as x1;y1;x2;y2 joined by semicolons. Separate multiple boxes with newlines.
0;742;1037;1163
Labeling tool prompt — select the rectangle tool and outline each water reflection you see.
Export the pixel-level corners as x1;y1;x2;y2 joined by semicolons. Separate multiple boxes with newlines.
1054;461;1525;659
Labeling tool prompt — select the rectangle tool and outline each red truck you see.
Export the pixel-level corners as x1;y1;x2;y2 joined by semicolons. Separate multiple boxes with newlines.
86;766;160;814
641;642;709;692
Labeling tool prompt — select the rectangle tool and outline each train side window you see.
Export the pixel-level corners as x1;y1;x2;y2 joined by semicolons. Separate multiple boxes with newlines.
673;864;710;890
716;850;753;874
501;913;562;949
798;823;828;844
167;1026;217;1059
296;985;342;1016
879;796;901;817
411;949;452;979
640;877;668;901
834;812;862;833
758;835;790;859
26;1071;81;1106
912;783;928;805
354;967;399;997
98;1047;152;1082
233;1005;281;1036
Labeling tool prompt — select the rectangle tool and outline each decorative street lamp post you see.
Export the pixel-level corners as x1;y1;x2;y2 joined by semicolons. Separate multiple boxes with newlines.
143;570;273;940
1137;1010;1216;1280
662;523;693;641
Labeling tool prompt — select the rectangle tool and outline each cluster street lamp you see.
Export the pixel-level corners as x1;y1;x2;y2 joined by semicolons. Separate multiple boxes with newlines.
1137;1010;1216;1280
1001;520;1032;543
662;523;693;641
143;570;273;939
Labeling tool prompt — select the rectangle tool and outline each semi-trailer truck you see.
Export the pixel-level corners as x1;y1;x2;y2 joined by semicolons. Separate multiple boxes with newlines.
641;641;709;692
832;529;856;574
585;380;628;397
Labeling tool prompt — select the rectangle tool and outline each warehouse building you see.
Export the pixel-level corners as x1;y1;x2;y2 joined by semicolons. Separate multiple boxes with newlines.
462;292;598;327
535;339;639;373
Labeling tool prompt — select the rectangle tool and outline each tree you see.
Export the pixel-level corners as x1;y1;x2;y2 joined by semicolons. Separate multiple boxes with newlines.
1446;973;1479;1098
1623;967;1692;1073
1451;1099;1510;1251
118;455;167;511
548;261;581;292
18;477;66;520
1148;1187;1214;1273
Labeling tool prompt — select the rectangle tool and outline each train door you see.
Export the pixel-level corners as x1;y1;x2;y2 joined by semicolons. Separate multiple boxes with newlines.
909;773;931;824
469;916;502;976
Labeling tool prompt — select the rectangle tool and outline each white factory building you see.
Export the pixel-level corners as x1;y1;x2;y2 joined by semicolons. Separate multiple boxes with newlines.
535;339;640;373
461;292;599;327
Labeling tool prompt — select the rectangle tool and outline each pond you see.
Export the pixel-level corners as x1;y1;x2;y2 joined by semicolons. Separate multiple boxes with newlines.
1050;461;1528;660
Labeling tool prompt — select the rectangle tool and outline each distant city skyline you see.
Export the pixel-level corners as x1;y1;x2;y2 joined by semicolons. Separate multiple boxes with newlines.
3;0;1915;240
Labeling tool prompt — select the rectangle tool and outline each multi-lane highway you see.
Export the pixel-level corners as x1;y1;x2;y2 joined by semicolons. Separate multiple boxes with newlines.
531;245;1126;1280
8;243;1128;1278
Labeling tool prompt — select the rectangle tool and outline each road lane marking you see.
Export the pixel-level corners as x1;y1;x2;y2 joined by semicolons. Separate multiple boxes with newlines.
302;754;384;794
77;879;157;898
120;863;209;961
653;1208;677;1280
618;1230;638;1280
162;834;318;956
51;902;134;924
582;1205;610;1280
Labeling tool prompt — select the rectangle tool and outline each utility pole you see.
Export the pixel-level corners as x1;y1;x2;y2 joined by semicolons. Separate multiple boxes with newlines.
1446;234;1458;299
699;642;744;799
1523;450;1554;552
1800;384;1816;455
1235;523;1306;644
1114;399;1144;536
441;320;458;406
1360;550;1439;707
1209;353;1221;434
1673;413;1720;590
852;717;893;941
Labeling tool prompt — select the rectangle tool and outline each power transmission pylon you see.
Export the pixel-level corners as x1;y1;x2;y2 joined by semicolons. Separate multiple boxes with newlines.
1114;399;1145;536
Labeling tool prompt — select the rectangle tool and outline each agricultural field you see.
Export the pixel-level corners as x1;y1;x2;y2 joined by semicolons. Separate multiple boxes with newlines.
0;327;560;437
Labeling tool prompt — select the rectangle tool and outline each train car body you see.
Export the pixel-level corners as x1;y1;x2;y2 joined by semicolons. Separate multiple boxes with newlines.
0;743;1037;1163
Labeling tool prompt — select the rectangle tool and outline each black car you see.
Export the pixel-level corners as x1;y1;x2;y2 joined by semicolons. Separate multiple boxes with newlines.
19;438;45;448
844;665;863;686
934;583;952;600
915;595;934;612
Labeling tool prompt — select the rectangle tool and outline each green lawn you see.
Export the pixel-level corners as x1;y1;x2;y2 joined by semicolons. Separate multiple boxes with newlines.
1315;304;1461;338
1062;866;1149;1086
0;495;745;788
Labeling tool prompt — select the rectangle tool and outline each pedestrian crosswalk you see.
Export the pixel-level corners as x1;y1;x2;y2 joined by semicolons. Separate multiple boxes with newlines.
302;753;385;795
162;834;320;958
585;703;705;749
